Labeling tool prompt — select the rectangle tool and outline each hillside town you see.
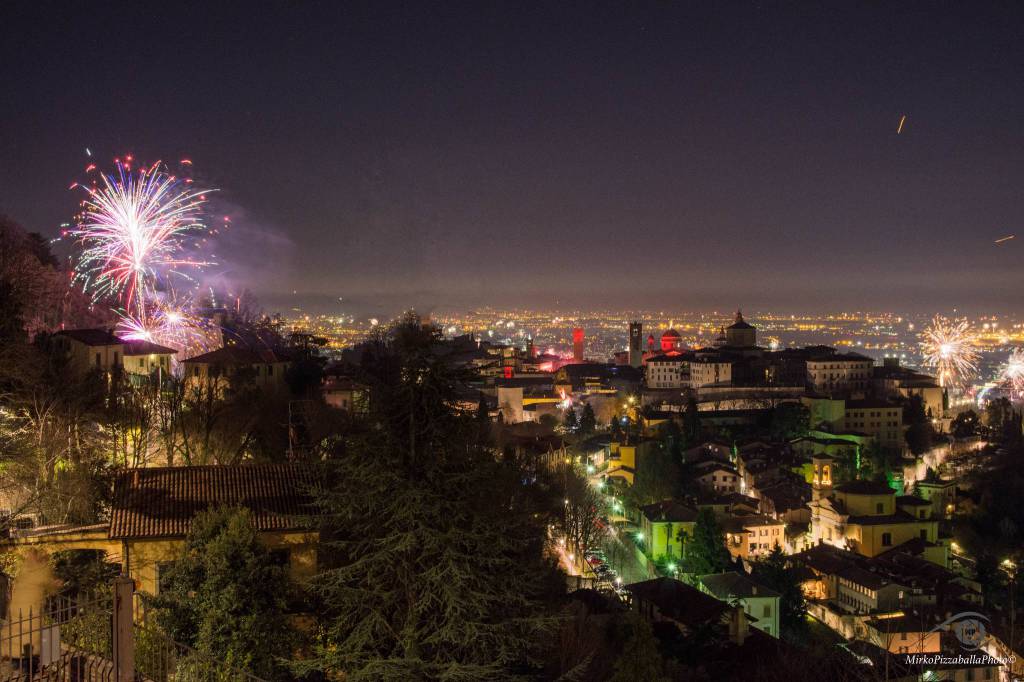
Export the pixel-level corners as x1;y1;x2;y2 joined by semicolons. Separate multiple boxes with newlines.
2;272;1022;679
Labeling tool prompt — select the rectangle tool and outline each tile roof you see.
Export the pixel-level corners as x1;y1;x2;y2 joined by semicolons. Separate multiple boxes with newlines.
120;339;178;356
701;571;780;600
55;328;122;346
834;480;896;496
641;499;699;523
109;464;315;539
181;345;289;364
626;577;730;627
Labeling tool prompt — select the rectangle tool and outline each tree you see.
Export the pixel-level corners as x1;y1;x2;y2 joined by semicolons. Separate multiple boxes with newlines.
904;395;934;456
557;462;606;560
150;507;294;679
563;407;579;434
609;614;668;682
610;415;624;441
752;545;807;641
951;410;979;439
624;442;681;508
305;314;560;680
680;508;731;577
579;403;597;435
769;402;809;441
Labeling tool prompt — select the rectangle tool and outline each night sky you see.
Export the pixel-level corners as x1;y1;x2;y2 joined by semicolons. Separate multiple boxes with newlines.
3;2;1023;315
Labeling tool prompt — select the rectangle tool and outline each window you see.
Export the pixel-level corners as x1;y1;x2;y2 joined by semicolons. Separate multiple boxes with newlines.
96;352;101;367
113;351;119;365
269;549;290;567
267;364;274;376
920;529;928;540
881;532;892;547
139;358;145;368
876;503;884;514
763;604;771;617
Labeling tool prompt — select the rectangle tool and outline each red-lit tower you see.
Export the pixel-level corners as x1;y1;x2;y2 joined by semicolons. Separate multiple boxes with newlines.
572;327;585;363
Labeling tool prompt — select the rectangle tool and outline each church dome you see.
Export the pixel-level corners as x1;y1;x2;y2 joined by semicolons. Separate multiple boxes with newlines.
727;310;753;329
660;329;683;352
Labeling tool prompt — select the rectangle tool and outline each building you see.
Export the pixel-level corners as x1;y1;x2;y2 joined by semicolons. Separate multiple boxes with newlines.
690;358;732;388
842;399;904;455
53;328;126;374
181;346;291;396
913;475;957;520
724;310;757;348
692;461;741;493
121;339;176;379
572;327;585;363
322;375;368;411
806;352;873;395
639;500;698;560
660;328;683;353
700;571;781;637
625;578;797;677
809;479;943;564
645;353;689;389
628;321;644;368
722;515;787;560
51;329;177;381
1;464;318;615
873;358;945;419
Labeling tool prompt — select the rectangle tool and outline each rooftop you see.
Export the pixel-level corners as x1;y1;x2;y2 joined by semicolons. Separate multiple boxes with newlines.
181;345;289;365
834;480;896;496
641;499;699;523
55;328;121;346
109;464;315;540
701;571;780;600
120;339;178;356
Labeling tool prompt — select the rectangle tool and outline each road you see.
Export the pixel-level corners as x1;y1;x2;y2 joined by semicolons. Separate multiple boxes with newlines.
601;523;652;586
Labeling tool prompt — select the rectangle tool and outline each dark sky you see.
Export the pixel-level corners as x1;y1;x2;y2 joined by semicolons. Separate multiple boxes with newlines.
3;2;1023;315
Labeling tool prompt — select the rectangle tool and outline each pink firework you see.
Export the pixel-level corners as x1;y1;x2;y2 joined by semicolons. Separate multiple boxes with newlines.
70;159;215;317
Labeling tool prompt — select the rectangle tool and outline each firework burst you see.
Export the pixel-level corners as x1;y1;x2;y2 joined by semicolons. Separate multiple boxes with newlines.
69;159;214;317
920;315;979;390
1001;348;1024;397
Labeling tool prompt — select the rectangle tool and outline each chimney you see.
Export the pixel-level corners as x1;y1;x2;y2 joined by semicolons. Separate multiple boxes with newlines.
729;606;749;646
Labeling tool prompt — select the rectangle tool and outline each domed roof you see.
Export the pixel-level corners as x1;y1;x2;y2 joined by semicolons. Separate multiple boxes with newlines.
727;310;753;330
661;328;682;339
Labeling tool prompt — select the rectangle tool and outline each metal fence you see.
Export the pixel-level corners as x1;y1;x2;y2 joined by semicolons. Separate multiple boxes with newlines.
0;592;114;681
1;579;267;682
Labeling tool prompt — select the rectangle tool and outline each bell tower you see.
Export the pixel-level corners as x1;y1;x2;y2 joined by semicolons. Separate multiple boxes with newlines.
811;454;834;501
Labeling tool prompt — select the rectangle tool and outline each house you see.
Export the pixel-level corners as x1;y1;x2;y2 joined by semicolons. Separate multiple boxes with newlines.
722;515;786;560
53;328;125;374
51;329;177;381
693;461;741;493
809;479;944;564
699;571;781;638
913;475;957;520
121;339;176;378
322;375;367;411
625;577;795;677
639;500;698;560
181;345;291;396
1;464;318;616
